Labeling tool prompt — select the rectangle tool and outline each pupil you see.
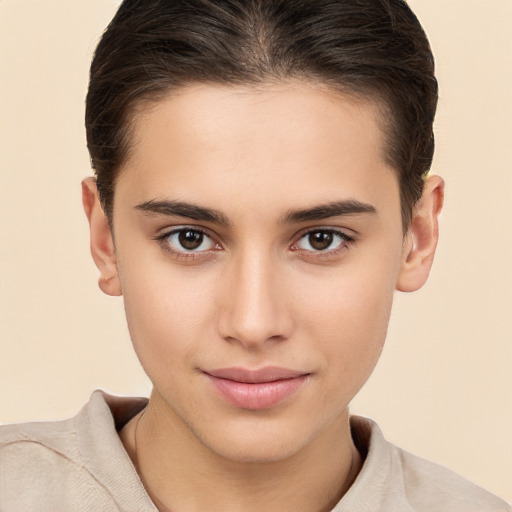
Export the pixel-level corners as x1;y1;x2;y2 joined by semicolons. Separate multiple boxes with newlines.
309;231;333;250
179;230;203;250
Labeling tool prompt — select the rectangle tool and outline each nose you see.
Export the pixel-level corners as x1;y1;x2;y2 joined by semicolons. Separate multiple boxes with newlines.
216;250;294;350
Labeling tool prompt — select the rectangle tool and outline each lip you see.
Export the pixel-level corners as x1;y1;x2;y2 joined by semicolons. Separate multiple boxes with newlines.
204;367;310;410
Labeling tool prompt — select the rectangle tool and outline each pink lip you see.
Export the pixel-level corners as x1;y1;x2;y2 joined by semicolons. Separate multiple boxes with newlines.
204;367;310;410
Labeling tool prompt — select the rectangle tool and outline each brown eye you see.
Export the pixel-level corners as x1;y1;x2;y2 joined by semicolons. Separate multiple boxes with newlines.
308;231;333;251
296;229;349;253
178;230;204;250
165;228;216;253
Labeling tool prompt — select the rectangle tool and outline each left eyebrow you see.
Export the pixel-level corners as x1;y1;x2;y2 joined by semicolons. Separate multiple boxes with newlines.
280;200;377;224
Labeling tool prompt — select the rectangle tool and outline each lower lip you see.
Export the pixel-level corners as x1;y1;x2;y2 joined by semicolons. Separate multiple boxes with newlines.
206;374;309;410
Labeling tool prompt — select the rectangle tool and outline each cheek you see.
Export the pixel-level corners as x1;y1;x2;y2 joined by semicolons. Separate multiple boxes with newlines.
119;256;218;376
308;283;392;361
297;254;399;384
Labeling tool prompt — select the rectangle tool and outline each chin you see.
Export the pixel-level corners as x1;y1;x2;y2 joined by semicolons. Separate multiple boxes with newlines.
190;415;320;464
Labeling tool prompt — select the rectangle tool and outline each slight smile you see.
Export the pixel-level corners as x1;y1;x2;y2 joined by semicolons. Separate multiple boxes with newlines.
203;367;311;410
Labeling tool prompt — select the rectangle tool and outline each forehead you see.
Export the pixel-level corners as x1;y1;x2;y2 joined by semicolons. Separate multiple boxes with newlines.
117;82;399;220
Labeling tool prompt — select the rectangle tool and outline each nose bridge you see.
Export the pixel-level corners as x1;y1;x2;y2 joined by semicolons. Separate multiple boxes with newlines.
217;245;291;348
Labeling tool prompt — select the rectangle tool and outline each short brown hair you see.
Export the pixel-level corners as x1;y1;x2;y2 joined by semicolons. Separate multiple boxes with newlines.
86;0;437;231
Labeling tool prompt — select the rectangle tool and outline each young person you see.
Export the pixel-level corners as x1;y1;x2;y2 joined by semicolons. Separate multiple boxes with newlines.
0;0;509;510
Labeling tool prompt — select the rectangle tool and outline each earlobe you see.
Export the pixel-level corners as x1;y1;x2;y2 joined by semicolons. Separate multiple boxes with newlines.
81;177;122;296
396;175;445;292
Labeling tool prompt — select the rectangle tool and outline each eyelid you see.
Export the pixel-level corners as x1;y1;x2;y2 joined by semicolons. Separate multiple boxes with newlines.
155;224;218;242
154;225;222;257
292;226;356;243
290;227;356;256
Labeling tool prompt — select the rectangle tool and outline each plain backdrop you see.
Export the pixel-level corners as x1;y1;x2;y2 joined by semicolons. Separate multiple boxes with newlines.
0;0;511;502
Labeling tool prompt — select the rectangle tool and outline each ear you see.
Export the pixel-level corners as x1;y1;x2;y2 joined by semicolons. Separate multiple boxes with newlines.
81;177;122;296
396;175;445;292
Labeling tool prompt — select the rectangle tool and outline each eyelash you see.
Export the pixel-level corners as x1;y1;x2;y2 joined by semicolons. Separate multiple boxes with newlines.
154;227;219;260
291;228;355;259
154;226;356;260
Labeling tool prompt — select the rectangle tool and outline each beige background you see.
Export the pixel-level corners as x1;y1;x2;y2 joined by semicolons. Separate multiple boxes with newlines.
1;0;511;502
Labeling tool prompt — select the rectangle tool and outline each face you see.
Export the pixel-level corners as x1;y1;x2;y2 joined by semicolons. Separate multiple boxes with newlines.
91;82;423;462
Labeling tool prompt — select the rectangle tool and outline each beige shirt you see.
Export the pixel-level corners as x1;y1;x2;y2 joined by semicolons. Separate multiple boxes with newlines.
0;390;509;512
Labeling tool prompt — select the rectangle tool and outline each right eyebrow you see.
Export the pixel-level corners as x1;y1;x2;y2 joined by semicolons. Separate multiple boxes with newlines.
135;199;231;226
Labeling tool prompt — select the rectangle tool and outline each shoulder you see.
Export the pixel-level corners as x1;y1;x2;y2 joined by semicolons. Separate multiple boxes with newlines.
0;390;151;512
343;415;511;512
0;411;81;474
391;443;510;512
1;412;76;451
0;415;120;510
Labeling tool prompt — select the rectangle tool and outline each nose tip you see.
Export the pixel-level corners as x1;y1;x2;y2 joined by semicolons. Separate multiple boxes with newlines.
216;256;293;349
222;310;289;349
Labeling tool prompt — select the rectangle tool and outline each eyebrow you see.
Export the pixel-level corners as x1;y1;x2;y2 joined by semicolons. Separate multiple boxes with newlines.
280;200;377;224
135;198;376;226
135;199;231;226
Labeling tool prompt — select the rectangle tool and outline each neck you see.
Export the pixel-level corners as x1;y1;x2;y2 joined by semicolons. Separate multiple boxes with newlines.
120;390;362;512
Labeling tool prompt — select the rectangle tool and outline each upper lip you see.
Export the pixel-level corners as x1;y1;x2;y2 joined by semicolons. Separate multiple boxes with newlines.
204;367;309;383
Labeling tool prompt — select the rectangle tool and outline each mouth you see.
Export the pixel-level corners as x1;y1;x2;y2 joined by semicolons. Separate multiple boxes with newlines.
203;367;311;410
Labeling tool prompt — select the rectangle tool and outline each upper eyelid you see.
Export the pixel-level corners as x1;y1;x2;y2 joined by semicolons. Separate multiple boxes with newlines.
302;227;351;236
293;226;355;243
291;229;355;259
155;225;215;240
154;226;217;249
156;227;219;257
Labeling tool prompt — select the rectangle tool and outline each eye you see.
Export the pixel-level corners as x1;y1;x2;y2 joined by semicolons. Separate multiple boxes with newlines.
295;229;351;252
164;228;217;253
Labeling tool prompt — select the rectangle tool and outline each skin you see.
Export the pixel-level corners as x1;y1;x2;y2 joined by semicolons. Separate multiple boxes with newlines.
82;82;444;511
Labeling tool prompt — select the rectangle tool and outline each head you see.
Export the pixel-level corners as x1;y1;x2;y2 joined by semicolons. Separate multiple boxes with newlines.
83;0;443;462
